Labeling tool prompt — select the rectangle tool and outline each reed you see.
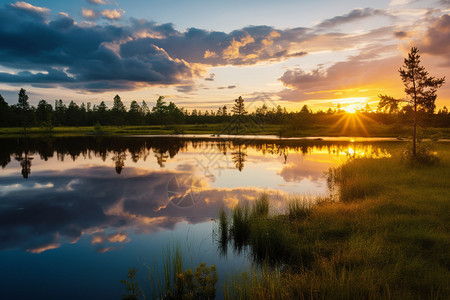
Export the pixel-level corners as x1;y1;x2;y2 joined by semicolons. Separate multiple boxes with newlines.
222;144;450;299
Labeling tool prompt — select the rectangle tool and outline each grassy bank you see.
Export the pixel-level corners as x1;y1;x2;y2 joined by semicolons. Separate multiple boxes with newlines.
1;124;449;138
221;145;450;299
0;124;280;137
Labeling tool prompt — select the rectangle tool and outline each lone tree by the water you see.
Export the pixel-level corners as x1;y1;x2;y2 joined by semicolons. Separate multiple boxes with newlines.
399;47;445;156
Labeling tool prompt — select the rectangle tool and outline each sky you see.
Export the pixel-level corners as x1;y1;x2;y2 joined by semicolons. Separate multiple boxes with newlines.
0;0;449;112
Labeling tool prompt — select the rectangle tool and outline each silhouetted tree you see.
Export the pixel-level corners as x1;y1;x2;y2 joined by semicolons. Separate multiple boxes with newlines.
112;94;126;126
232;96;247;133
66;101;80;126
128;100;141;125
95;101;108;125
152;96;168;124
36;100;54;129
377;95;400;114
0;94;9;127
54;99;67;126
300;105;311;114
438;106;448;115
399;47;445;156
16;88;31;131
232;96;246;116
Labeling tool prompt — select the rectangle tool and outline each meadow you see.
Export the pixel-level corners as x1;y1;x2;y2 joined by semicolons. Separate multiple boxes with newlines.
218;143;450;299
1;122;449;139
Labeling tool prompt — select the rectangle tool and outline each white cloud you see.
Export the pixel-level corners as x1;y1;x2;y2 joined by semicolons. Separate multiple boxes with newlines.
100;8;124;20
11;1;50;14
88;0;107;4
389;0;412;6
82;8;97;19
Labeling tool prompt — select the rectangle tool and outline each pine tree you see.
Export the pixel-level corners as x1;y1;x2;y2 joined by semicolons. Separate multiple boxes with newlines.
112;94;126;126
399;47;445;156
232;96;247;134
17;88;31;131
232;96;247;116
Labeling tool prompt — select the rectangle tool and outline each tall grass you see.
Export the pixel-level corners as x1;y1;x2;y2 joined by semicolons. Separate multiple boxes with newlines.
143;243;218;299
218;207;228;255
222;144;450;299
287;196;316;220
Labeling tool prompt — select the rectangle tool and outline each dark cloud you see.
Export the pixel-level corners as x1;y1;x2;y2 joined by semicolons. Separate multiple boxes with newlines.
0;3;310;91
176;84;196;93
418;14;450;63
317;8;389;28
217;85;237;90
120;24;310;67
205;73;215;81
0;4;192;91
1;3;443;94
394;31;408;38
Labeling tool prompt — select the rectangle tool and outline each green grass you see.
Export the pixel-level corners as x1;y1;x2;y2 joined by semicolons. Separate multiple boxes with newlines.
138;244;218;300
0;124;282;137
222;144;450;299
1;124;449;138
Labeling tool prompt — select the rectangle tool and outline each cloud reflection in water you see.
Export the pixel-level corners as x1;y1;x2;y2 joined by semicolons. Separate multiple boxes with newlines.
0;166;287;253
0;137;393;253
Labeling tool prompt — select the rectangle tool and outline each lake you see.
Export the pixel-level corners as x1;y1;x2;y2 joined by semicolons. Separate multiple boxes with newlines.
0;136;395;299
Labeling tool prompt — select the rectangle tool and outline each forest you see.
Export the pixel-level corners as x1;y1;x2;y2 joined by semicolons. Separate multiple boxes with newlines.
1;89;449;131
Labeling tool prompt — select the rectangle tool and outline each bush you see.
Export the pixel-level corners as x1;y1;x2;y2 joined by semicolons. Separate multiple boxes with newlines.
402;139;439;166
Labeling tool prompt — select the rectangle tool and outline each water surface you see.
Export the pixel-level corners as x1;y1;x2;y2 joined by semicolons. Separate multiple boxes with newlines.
0;136;394;299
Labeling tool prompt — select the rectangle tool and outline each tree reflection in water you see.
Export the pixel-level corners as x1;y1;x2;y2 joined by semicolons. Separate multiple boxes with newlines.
0;136;392;179
231;143;247;172
15;152;33;179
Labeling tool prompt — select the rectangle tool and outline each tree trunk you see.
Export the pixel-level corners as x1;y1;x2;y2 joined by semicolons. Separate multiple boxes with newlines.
412;69;417;157
413;105;417;156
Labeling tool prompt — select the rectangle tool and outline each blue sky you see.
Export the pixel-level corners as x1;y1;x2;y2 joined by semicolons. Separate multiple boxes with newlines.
0;0;448;112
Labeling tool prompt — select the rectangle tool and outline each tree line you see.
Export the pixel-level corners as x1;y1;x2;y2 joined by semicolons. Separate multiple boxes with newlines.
0;85;448;130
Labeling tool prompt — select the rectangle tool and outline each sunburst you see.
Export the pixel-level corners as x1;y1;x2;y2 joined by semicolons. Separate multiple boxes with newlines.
331;112;375;136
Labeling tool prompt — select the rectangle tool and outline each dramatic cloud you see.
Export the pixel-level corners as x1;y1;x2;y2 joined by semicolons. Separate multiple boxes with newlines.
278;46;402;102
0;3;313;92
417;14;450;63
0;4;194;91
123;22;310;66
0;2;447;96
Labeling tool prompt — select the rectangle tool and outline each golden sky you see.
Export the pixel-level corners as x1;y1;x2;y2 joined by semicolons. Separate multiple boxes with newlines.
0;0;448;112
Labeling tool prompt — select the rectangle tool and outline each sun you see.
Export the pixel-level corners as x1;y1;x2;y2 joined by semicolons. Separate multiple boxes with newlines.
331;106;376;136
343;105;358;113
